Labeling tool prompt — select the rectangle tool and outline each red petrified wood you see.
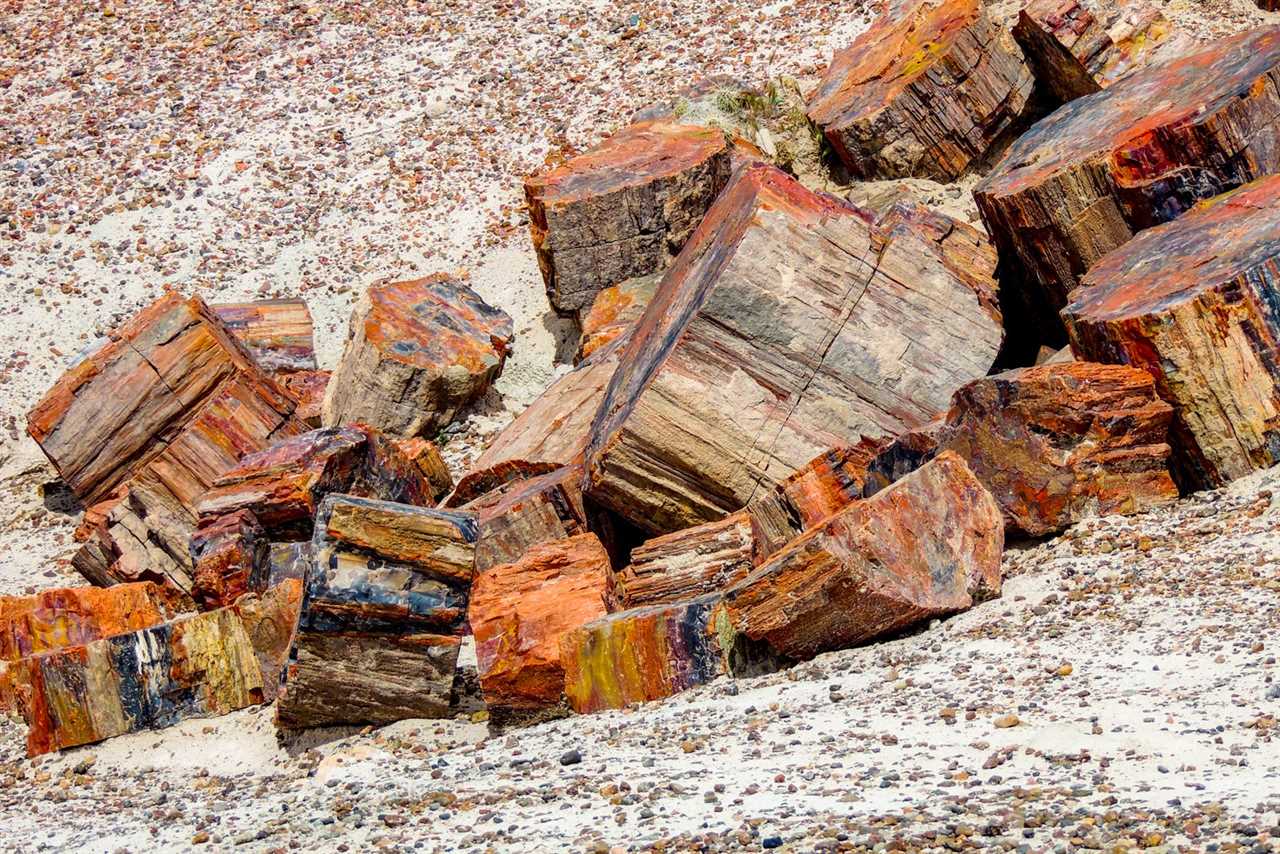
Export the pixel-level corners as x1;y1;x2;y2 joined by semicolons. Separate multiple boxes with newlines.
615;511;757;608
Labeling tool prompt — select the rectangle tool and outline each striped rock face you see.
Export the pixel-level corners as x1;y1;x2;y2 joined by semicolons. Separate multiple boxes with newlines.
213;298;318;374
525;121;735;315
560;596;785;714
1065;175;1280;490
615;512;757;609
807;0;1033;181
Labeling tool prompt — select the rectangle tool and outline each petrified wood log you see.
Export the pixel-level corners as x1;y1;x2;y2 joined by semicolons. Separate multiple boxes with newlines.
275;494;476;728
1064;175;1280;490
576;273;660;364
191;509;269;609
277;369;330;427
232;579;304;703
975;26;1280;338
27;291;289;505
586;163;1003;534
469;533;616;715
1012;0;1193;103
722;452;1003;660
525;121;736;314
616;511;756;608
560;595;786;713
0;582;181;663
322;275;514;437
806;0;1033;181
212;298;317;374
395;437;454;502
862;420;946;498
464;466;589;573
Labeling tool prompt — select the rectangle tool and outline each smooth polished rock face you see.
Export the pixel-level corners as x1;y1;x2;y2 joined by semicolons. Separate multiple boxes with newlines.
722;453;1004;661
585;163;1003;535
1065;175;1280;490
525;121;735;315
322;274;514;437
807;0;1033;181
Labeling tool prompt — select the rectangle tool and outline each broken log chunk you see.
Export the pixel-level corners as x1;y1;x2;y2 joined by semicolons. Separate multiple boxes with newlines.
26;291;280;505
464;466;589;573
615;511;756;608
232;580;304;703
70;490;127;587
0;582;182;662
861;420;946;498
468;533;616;715
806;0;1034;181
317;494;477;584
576;273;660;364
975;26;1280;338
585;163;1004;534
266;541;313;588
394;437;454;502
277;369;330;427
1064;175;1280;490
191;509;269;609
322;275;514;437
525;121;736;314
351;426;438;508
212;298;318;374
722;452;1003;660
1012;0;1194;103
560;595;786;713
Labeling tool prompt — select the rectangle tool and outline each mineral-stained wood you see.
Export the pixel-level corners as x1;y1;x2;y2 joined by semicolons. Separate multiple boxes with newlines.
212;298;318;374
525;121;736;314
395;437;454;502
322;275;514;437
232;580;304;703
560;595;785;713
469;533;616;714
576;273;660;364
26;291;285;505
278;370;330;427
1012;0;1193;103
464;466;589;573
1064;175;1280;490
862;420;946;498
585;163;1004;534
806;0;1034;181
0;582;181;662
723;453;1003;660
975;26;1280;337
266;541;313;588
275;494;475;728
191;509;269;609
616;512;756;608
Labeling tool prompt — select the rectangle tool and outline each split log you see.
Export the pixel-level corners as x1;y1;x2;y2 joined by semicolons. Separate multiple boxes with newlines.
275;494;475;728
616;512;756;608
464;466;589;573
585;163;1004;534
525;121;736;314
322;275;514;437
212;298;317;374
191;509;269;609
1064;175;1280;489
468;533;616;716
722;453;1003;660
975;26;1280;338
232;580;304;703
806;0;1034;181
1012;0;1193;103
0;582;181;663
560;595;786;713
277;370;330;427
394;437;454;502
576;273;660;364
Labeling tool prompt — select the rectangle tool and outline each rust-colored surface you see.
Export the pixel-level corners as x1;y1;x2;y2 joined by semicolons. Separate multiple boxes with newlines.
469;533;615;712
1064;175;1280;489
616;511;756;608
278;369;330;427
191;508;268;609
230;579;304;703
465;465;589;573
723;453;1003;660
576;273;660;364
0;582;182;663
394;437;454;502
212;298;317;374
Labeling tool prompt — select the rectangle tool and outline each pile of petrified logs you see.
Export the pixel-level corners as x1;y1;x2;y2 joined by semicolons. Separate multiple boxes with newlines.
13;2;1280;755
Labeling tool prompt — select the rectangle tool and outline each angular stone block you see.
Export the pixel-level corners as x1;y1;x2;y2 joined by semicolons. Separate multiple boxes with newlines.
469;533;615;715
277;370;330;427
213;298;318;374
1064;175;1280;489
586;163;1003;534
318;494;476;584
191;509;269;609
976;27;1280;337
722;453;1003;660
807;0;1033;180
395;437;454;503
1012;0;1193;103
322;275;514;437
616;512;756;608
525;121;736;314
464;466;589;573
576;273;660;364
0;582;182;663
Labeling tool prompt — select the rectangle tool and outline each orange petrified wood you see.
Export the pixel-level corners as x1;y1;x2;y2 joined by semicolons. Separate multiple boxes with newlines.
615;511;757;608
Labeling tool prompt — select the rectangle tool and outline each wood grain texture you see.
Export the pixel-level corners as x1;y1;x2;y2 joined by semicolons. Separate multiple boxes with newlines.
394;437;454;502
975;26;1280;337
212;298;318;374
576;273;660;364
722;453;1003;660
277;369;330;427
807;0;1033;180
1064;175;1280;489
0;582;181;663
586;163;1003;534
191;509;269;609
464;466;589;573
322;274;514;437
525;121;735;314
615;511;756;608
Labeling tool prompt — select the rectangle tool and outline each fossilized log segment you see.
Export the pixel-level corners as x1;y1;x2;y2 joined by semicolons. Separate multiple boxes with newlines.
616;512;756;608
232;580;304;703
1064;175;1280;489
213;298;318;373
1012;0;1193;103
975;26;1280;337
586;163;1003;534
278;370;330;427
576;273;660;364
322;275;514;437
318;494;477;584
525;121;736;314
0;582;182;662
807;0;1033;181
191;509;270;609
394;437;454;502
560;595;786;713
469;533;615;714
723;453;1003;660
464;466;589;573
